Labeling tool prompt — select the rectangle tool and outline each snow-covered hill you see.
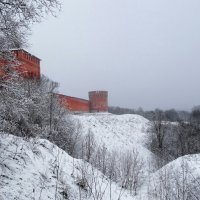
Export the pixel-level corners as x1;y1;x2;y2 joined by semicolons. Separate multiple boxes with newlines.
0;134;134;200
74;113;154;166
0;113;154;200
1;113;199;200
138;154;200;200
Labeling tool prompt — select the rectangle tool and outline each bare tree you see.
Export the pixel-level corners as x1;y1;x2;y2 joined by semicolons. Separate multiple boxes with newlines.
75;161;109;200
149;109;168;151
148;157;200;200
81;130;96;163
119;149;144;196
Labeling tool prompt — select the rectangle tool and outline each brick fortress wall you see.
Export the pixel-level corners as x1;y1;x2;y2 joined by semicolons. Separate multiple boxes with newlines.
0;49;108;113
59;91;108;113
0;49;40;79
59;94;90;112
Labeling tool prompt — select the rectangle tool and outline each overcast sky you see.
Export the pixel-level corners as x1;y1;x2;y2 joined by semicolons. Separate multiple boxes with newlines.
29;0;200;111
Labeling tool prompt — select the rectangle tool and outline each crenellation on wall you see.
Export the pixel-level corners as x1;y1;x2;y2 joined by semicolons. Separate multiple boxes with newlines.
12;49;41;79
0;49;40;79
0;49;108;113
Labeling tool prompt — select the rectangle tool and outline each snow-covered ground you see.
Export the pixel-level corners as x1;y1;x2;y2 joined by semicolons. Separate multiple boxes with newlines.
1;113;200;200
138;154;200;200
0;134;134;200
74;113;154;166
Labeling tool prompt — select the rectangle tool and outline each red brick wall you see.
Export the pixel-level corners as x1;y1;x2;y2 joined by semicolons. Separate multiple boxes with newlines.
89;91;108;112
12;50;40;79
0;49;109;113
59;94;90;112
0;49;40;79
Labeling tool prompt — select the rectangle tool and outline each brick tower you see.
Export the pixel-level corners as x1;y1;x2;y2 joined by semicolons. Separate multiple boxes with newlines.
12;49;40;79
0;49;40;79
89;91;108;112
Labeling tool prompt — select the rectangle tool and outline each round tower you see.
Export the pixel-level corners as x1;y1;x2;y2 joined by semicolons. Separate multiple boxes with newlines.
89;91;108;112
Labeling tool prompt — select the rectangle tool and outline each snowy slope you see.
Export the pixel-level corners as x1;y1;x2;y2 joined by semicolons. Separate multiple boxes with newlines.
74;113;153;165
1;114;199;200
0;134;134;200
135;154;200;200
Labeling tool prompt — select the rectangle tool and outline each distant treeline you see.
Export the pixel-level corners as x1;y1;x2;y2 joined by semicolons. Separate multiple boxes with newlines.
108;106;200;122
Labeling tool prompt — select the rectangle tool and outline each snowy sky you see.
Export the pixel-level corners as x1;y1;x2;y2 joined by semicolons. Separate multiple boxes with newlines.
29;0;200;111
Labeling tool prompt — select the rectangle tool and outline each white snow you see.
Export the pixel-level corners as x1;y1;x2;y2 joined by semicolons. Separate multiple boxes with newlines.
74;113;154;166
0;134;134;200
134;154;200;200
1;113;200;200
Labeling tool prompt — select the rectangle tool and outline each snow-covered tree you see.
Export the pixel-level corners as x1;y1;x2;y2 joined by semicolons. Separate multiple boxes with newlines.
0;0;60;51
0;74;81;155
